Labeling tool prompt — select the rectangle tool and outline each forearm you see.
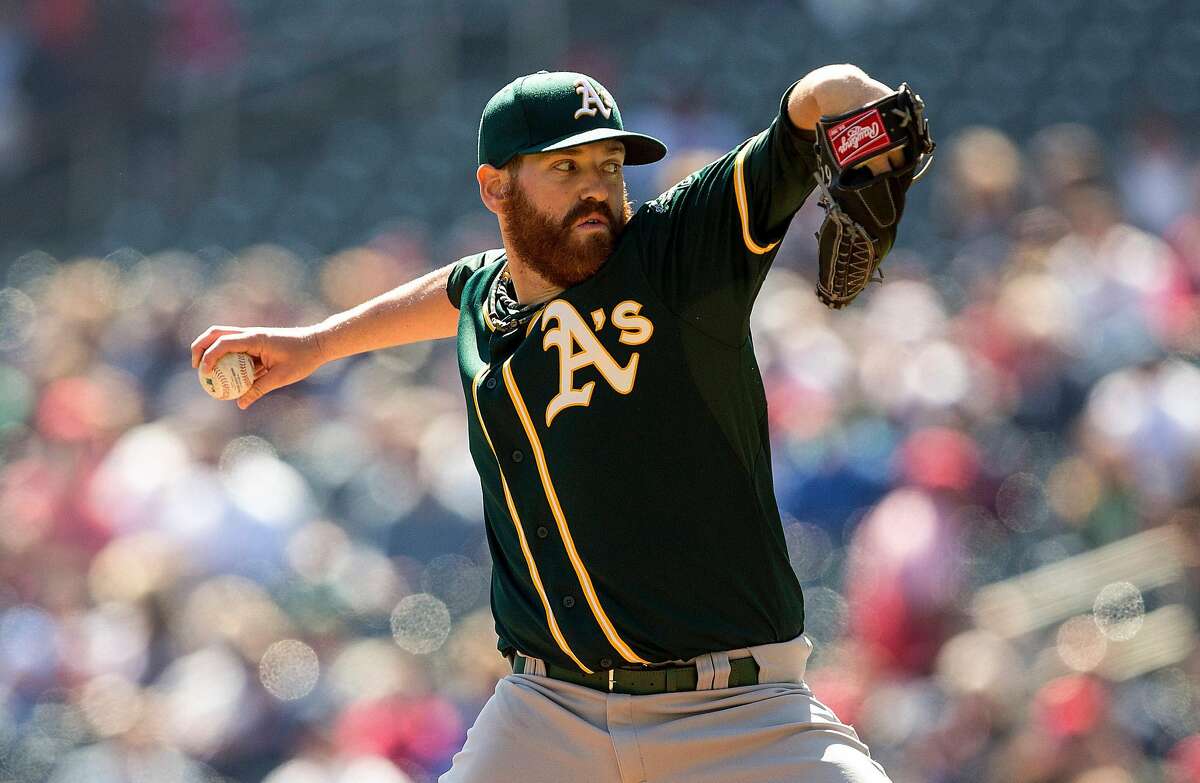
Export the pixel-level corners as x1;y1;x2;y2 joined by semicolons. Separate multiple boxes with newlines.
315;262;459;363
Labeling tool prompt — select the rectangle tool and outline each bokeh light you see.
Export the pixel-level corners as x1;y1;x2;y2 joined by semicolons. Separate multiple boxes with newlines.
0;288;37;351
800;586;848;647
390;594;452;655
6;250;58;293
1140;668;1199;738
259;639;320;701
995;472;1050;533
784;520;835;583
1093;582;1145;641
420;554;485;615
219;435;279;474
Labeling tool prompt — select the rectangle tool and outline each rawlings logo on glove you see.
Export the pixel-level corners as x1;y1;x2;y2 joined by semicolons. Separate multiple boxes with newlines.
812;83;935;309
828;108;890;168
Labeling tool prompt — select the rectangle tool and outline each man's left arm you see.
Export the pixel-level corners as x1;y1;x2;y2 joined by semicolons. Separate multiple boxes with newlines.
740;63;902;248
785;64;905;173
637;63;910;344
786;64;935;309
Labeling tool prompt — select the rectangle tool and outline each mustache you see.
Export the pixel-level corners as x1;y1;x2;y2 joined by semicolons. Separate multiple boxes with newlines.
560;200;617;230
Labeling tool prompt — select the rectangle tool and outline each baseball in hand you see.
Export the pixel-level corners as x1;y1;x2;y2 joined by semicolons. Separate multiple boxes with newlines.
199;352;256;400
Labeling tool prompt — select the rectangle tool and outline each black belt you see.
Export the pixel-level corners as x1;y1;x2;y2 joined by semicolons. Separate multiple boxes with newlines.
510;654;760;695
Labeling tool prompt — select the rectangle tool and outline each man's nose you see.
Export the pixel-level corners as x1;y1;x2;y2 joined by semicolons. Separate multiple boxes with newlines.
577;168;610;203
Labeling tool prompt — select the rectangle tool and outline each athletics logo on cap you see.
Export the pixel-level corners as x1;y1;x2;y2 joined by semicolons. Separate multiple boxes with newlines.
574;78;613;120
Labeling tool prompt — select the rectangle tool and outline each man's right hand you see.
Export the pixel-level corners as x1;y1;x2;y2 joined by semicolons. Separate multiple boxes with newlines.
191;325;326;409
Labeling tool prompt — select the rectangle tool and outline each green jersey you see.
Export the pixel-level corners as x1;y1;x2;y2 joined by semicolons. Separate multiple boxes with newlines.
447;86;820;674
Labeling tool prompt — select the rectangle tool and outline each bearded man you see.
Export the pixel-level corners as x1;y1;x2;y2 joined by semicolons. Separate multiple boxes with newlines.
193;65;915;782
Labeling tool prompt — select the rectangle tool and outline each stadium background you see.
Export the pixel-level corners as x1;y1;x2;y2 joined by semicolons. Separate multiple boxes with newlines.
1;0;1199;781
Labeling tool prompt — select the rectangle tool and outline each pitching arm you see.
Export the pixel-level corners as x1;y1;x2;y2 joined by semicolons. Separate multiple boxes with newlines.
315;262;462;358
191;262;461;408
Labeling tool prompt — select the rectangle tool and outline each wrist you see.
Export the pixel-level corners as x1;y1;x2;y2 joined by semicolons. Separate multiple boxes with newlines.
308;321;333;365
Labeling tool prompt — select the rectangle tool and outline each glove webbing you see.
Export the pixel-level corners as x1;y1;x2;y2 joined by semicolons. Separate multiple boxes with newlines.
814;178;884;309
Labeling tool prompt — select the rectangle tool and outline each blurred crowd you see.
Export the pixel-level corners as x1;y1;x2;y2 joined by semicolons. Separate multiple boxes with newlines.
2;1;1200;782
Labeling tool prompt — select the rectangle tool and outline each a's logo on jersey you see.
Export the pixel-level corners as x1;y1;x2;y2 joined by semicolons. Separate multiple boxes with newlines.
541;299;653;426
574;79;613;120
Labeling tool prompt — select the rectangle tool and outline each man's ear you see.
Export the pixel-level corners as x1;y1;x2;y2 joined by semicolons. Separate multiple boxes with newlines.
478;164;510;215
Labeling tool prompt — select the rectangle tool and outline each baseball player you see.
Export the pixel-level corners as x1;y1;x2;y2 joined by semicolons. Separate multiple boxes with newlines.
192;65;933;782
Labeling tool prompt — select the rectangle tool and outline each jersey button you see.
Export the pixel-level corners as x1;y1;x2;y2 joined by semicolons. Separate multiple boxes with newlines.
562;596;575;608
600;657;613;669
536;526;549;539
484;376;498;390
511;450;523;463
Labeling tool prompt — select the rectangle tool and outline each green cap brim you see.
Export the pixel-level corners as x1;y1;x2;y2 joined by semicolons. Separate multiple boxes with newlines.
516;127;667;166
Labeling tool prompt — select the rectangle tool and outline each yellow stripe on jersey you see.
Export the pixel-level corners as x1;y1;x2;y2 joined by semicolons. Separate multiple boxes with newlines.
501;359;653;666
471;366;593;674
733;135;780;256
482;302;497;332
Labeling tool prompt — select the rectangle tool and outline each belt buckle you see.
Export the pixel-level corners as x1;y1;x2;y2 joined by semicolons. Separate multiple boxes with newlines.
607;669;615;692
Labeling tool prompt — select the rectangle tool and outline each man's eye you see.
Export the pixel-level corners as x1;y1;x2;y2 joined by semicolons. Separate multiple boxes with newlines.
604;162;621;174
553;161;575;172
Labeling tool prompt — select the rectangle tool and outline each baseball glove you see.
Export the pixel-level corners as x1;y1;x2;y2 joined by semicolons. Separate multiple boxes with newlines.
812;83;935;309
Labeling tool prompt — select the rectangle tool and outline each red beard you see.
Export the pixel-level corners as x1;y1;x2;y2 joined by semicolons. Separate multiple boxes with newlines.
502;184;633;289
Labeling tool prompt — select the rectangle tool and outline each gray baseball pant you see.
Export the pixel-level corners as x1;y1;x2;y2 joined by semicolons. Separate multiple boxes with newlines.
439;633;892;783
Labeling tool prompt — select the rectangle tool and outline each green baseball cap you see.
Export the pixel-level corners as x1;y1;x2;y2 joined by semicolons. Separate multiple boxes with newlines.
478;71;667;168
